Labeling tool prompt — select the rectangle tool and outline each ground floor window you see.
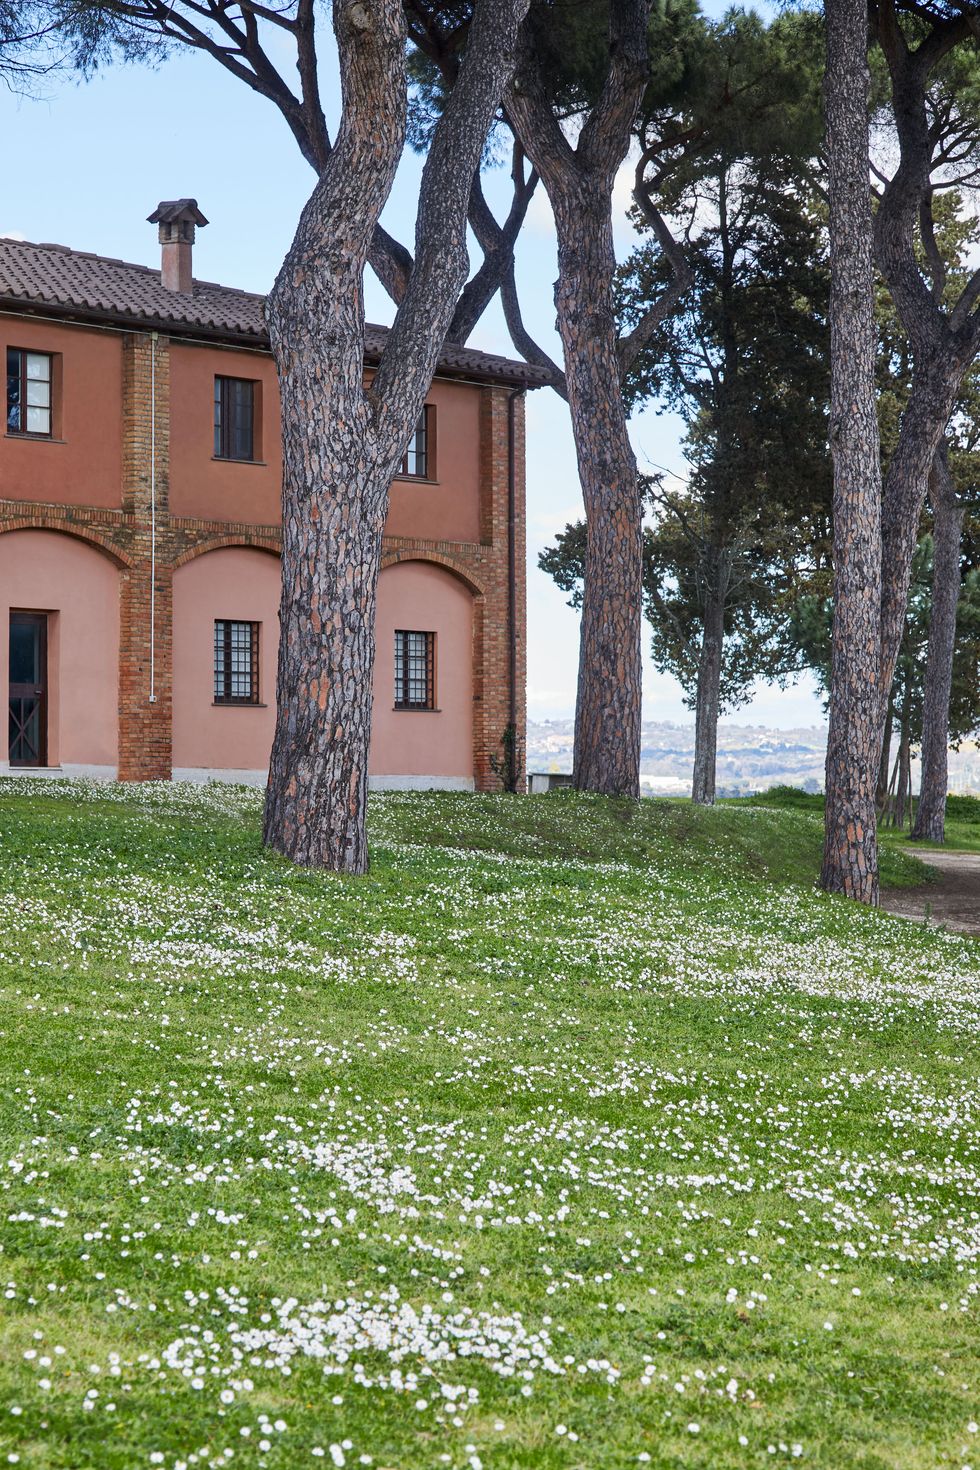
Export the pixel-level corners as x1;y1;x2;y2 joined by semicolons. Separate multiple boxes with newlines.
394;629;435;710
214;619;259;704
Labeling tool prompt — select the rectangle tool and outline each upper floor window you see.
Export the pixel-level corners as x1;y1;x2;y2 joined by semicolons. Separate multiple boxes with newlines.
399;406;432;479
214;376;256;462
214;619;260;704
394;629;435;710
7;349;52;437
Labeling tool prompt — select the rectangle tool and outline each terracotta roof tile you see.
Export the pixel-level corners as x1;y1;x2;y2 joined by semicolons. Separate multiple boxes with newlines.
0;235;551;387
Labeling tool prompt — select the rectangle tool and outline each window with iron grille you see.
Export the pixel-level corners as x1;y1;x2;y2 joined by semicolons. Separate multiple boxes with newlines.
394;630;435;710
399;406;431;478
7;349;52;436
214;620;260;704
214;376;256;461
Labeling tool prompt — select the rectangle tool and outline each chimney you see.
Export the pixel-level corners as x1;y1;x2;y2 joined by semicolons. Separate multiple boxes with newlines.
147;199;208;293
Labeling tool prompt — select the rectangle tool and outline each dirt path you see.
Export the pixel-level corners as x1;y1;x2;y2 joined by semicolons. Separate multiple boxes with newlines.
881;848;980;938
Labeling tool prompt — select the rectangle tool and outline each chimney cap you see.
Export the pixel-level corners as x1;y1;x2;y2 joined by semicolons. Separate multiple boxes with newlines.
147;199;209;228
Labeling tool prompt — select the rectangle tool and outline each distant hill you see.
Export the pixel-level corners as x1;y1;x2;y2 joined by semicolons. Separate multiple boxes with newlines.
527;719;980;796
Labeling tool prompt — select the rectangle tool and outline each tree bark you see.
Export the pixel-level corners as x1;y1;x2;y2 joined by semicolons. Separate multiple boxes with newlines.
262;0;528;871
911;443;964;843
893;686;912;830
876;695;894;812
878;367;961;702
871;2;980;738
691;550;729;806
820;0;882;904
554;187;645;797
507;0;654;798
882;745;900;826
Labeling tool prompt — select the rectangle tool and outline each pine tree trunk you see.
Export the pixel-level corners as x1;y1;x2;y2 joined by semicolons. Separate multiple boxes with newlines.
506;0;652;800
262;0;407;874
911;445;963;844
820;0;883;904
894;699;911;830
878;371;960;705
261;0;528;871
554;190;644;798
871;20;980;752
877;698;894;812
691;553;728;806
881;746;900;827
262;362;392;871
261;235;402;871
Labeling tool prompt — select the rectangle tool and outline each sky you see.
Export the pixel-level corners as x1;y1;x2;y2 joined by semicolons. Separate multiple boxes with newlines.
0;8;825;730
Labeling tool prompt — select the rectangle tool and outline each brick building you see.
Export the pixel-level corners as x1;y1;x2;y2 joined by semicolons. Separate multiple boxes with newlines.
1;202;546;788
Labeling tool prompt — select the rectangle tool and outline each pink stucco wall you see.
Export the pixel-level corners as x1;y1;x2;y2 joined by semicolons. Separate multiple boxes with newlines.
384;379;482;544
172;547;280;771
0;529;120;767
0;320;123;509
171;549;474;778
168;343;283;524
371;560;474;778
168;357;482;541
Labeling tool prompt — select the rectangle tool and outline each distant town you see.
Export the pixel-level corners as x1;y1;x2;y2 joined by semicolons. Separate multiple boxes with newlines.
527;720;980;797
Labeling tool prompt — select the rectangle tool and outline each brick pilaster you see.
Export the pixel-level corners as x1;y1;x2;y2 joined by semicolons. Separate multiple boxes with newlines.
118;332;173;779
473;386;527;793
512;391;527;794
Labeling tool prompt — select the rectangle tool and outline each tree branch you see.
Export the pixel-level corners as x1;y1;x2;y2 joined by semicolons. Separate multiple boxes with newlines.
577;0;650;183
500;259;567;395
618;183;692;375
446;139;539;342
372;0;529;423
506;44;580;191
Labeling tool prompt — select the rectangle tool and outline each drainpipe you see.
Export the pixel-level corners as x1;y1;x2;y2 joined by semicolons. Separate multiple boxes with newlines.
149;332;158;703
506;386;524;792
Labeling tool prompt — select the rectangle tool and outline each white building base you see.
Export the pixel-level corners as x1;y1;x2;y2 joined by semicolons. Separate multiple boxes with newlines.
173;767;268;787
0;763;117;780
174;769;476;792
1;763;475;794
368;775;475;792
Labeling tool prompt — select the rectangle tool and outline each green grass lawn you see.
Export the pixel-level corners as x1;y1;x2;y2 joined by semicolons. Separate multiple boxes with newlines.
0;780;977;1470
736;785;980;862
731;793;980;870
930;796;980;854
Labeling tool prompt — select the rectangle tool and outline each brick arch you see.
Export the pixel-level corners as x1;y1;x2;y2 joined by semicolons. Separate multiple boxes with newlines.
380;548;487;599
0;516;133;569
173;534;281;570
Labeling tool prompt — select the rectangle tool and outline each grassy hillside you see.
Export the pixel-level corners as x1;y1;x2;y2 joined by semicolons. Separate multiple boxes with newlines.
739;785;980;859
0;780;977;1470
371;787;928;887
938;795;980;852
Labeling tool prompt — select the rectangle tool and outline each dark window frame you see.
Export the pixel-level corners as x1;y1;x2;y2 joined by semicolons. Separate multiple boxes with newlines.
6;348;53;438
398;405;433;479
394;629;436;710
213;619;260;705
214;375;257;462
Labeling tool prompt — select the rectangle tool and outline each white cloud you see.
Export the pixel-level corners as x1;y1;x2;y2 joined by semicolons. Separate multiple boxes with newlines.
527;504;584;541
524;185;556;238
